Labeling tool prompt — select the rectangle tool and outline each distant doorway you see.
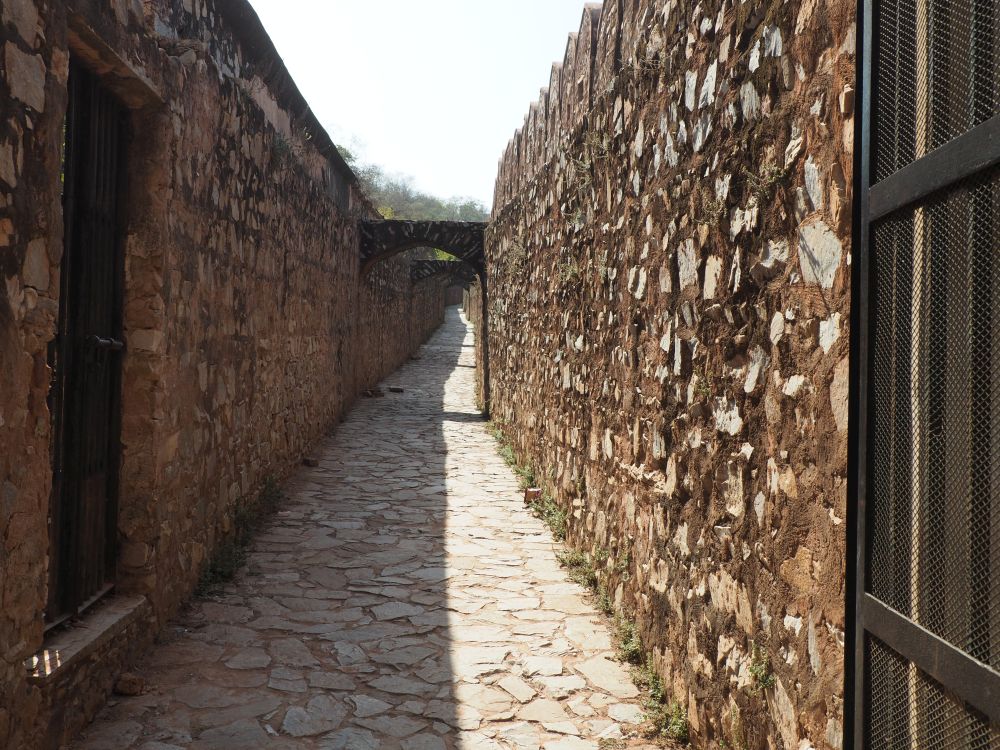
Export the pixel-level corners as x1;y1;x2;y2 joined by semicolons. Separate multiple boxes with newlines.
46;60;128;625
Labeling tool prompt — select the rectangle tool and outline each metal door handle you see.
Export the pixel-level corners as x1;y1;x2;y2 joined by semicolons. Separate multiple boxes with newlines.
86;335;125;352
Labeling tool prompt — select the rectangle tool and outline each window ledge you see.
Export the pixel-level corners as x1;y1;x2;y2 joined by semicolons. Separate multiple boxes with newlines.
26;595;149;684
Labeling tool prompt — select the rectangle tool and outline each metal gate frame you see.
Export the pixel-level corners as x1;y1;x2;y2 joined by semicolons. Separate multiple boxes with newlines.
47;59;128;626
848;0;1000;746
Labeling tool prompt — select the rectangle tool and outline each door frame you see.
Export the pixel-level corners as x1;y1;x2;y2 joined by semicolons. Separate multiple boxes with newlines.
46;57;129;627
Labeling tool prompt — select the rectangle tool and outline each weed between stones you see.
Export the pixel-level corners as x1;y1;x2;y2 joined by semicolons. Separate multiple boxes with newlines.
488;421;567;540
555;548;689;745
197;477;283;595
490;420;690;744
748;641;777;693
633;659;689;743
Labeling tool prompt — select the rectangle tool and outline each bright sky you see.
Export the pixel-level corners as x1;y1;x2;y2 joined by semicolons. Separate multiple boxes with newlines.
246;0;588;208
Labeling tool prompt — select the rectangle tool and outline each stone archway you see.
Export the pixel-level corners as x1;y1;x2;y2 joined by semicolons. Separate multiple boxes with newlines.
359;219;491;416
359;220;486;278
409;259;479;285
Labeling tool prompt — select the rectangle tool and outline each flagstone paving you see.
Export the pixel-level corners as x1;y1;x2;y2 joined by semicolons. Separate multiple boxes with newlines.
73;308;660;750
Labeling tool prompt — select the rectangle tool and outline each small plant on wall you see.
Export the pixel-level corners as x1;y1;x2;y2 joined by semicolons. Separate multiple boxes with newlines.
748;641;777;694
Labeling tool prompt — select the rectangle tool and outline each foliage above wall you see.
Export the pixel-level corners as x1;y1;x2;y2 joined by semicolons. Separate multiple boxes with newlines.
338;146;488;223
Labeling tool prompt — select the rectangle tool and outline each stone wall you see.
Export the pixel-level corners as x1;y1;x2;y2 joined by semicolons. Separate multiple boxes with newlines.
482;1;854;747
357;266;450;392
0;1;446;746
464;281;486;411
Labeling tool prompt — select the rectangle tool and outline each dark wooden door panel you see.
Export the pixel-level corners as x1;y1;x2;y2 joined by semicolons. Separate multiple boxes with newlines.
47;60;126;624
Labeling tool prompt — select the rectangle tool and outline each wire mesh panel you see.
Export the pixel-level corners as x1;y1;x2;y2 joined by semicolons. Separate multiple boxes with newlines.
856;0;1000;744
867;638;1000;749
868;166;1000;671
873;0;999;183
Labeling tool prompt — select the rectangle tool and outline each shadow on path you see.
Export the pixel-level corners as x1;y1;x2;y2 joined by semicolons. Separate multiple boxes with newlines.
74;307;652;750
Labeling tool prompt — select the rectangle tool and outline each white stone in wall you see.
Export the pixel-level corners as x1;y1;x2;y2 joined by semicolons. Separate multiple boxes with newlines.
794;188;811;221
634;267;647;299
752;238;790;283
808;616;821;675
763;25;783;57
798;219;842;289
652;430;666;461
699;61;718;109
718;634;737;666
22;239;48;291
678;239;699;291
784;614;803;636
713;398;743;436
819;312;841;353
754;492;766;525
785;123;805;166
658;263;672;294
3;0;39;44
770;679;800;750
674;522;690;556
783;374;806;397
749;40;761;72
805;156;824;212
727;248;744;294
830;356;850;432
745;345;769;393
724;461;745;518
664;131;679;167
715;174;731;202
692;112;713;153
685;70;698;111
703;256;722;300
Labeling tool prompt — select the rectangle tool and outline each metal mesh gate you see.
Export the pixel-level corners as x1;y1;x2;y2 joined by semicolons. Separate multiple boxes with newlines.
852;0;1000;746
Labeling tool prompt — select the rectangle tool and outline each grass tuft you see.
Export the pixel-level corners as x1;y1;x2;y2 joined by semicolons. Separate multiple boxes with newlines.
596;589;614;616
197;476;283;595
527;490;567;540
632;657;689;743
558;549;598;589
488;421;567;540
615;616;643;665
748;641;777;694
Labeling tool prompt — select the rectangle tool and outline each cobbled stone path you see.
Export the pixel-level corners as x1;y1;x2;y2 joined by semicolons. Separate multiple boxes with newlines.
74;308;657;750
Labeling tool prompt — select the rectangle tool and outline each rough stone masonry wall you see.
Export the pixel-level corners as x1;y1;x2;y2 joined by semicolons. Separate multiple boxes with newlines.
483;1;854;747
357;265;449;391
0;1;446;746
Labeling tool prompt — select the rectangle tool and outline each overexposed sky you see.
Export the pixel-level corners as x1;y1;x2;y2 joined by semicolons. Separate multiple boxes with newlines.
246;0;588;208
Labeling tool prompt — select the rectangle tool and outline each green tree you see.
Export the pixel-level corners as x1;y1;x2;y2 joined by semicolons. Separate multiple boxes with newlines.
338;146;488;223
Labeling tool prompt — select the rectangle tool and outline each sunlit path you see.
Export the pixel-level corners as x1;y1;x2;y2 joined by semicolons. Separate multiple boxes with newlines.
73;308;659;750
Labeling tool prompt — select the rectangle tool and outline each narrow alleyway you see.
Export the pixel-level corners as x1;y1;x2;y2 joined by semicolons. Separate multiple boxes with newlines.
72;308;655;750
